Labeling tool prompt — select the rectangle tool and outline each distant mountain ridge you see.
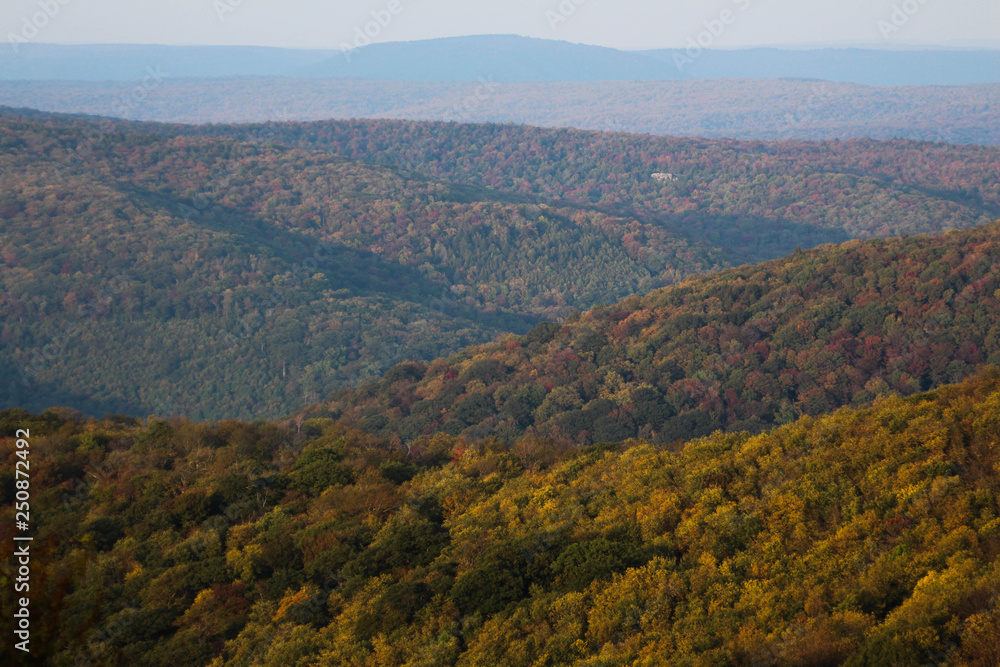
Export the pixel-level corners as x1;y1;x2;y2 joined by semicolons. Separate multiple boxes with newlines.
640;45;1000;86
4;37;998;144
3;36;1000;86
3;78;999;144
298;35;668;82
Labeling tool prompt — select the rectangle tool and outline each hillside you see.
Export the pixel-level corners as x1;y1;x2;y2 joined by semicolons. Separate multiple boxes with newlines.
4;110;1000;421
0;113;719;420
2;370;998;665
199;117;1000;255
316;223;1000;446
4;78;1000;144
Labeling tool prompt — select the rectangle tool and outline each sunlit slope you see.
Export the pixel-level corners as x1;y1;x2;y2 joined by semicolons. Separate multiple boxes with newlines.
3;370;998;664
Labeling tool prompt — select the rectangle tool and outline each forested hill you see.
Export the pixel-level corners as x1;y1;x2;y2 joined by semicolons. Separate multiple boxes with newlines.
3;108;1000;421
3;370;999;665
316;222;1000;446
0;113;720;420
197;118;1000;264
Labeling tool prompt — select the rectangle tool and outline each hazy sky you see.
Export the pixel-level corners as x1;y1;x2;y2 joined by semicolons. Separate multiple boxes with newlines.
3;0;998;50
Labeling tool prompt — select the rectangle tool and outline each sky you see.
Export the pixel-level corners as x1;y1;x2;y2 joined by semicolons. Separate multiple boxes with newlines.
3;0;999;51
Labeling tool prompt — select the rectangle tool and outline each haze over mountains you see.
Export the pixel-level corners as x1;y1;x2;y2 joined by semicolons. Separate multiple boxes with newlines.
2;37;998;144
4;78;999;144
4;37;1000;85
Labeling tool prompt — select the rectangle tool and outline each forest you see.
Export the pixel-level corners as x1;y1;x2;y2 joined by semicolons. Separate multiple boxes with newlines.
4;12;1000;664
196;115;1000;258
3;108;1000;422
1;368;998;665
0;112;720;420
2;105;1000;667
316;222;1000;446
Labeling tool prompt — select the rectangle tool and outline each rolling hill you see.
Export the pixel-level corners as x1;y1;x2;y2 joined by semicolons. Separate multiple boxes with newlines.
5;30;1000;667
314;222;1000;446
0;112;722;420
198;117;1000;253
3;109;1000;421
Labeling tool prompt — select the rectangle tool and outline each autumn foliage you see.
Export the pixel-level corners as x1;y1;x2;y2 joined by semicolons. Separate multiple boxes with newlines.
3;368;1000;664
322;222;1000;446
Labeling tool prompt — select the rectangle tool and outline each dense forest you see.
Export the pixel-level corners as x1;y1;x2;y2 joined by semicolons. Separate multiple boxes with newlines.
2;77;999;144
196;116;1000;259
2;368;999;665
3;110;1000;421
0;112;722;420
315;222;1000;446
5;26;1000;667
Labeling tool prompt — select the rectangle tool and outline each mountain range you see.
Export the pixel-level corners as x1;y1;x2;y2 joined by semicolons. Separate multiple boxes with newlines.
315;222;1000;446
2;37;998;144
4;37;1000;85
4;77;998;145
3;45;1000;664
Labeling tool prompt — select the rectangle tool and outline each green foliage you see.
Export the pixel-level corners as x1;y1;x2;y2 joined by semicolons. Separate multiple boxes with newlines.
346;515;449;579
289;447;353;494
550;538;639;590
82;516;125;551
451;544;530;616
204;117;1000;256
5;108;1000;665
4;115;710;420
